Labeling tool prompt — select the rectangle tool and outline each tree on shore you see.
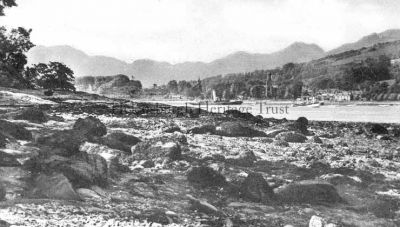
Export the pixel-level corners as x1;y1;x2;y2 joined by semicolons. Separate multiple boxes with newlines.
0;26;34;87
0;0;17;16
167;80;178;94
29;62;76;92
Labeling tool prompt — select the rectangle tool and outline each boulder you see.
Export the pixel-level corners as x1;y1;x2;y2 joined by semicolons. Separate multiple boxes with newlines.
311;136;323;144
294;117;309;134
14;107;48;123
275;132;307;143
275;180;343;204
73;116;107;138
28;153;109;188
132;139;182;162
79;142;128;177
60;153;108;188
76;188;102;200
309;215;339;227
30;173;80;200
0;120;32;140
36;130;86;157
163;126;181;133
224;110;262;123
189;125;216;134
377;135;391;140
216;122;266;137
101;132;141;153
0;151;21;167
0;167;31;200
0;219;10;227
274;140;289;147
226;150;257;167
187;166;226;187
239;172;274;203
0;183;5;201
140;160;155;168
369;124;388;135
266;129;288;138
0;133;7;148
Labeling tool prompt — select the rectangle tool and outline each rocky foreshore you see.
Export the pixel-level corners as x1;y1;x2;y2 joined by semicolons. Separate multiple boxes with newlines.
1;94;400;227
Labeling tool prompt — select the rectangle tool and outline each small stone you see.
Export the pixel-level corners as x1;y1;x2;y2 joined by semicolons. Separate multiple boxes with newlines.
276;132;307;143
76;188;102;200
187;194;220;215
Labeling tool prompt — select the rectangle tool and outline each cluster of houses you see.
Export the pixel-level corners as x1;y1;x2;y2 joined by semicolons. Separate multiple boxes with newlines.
301;88;359;103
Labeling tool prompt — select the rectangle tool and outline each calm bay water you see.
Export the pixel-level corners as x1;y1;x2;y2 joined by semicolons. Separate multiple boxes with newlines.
154;100;400;123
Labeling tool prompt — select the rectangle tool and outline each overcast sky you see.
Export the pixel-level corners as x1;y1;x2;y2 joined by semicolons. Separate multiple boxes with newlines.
1;0;399;63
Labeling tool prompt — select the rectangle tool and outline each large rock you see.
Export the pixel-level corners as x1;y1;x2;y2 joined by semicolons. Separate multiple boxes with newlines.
27;153;108;188
369;124;388;135
14;107;48;123
273;140;289;147
0;133;7;148
275;180;343;204
132;139;182;162
0;120;32;140
30;173;80;200
240;172;274;203
0;151;21;167
0;183;5;201
311;136;323;144
73;116;107;138
36;130;86;157
309;215;339;227
0;167;31;200
163;126;181;133
266;129;288;138
188;125;216;134
79;142;129;177
101;132;141;153
76;188;102;200
293;117;309;134
216;122;266;137
275;132;307;143
59;153;108;188
187;166;227;188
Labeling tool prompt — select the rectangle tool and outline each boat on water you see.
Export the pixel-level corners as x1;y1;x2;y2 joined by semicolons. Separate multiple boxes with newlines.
292;100;324;107
188;89;243;105
188;100;243;105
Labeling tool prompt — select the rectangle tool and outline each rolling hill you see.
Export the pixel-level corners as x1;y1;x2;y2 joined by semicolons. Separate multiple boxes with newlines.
27;42;324;87
328;29;400;55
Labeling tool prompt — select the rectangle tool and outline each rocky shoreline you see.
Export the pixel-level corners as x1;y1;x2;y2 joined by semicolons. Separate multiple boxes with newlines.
0;94;400;227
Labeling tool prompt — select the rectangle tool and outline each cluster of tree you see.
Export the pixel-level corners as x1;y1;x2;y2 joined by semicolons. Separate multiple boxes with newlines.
309;55;393;92
166;79;202;98
0;1;76;93
0;0;16;16
163;63;305;100
75;74;142;96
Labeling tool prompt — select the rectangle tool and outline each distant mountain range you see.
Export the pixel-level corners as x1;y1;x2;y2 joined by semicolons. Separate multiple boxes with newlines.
27;29;400;87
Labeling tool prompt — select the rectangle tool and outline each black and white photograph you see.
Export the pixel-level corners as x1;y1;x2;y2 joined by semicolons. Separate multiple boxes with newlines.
1;0;400;226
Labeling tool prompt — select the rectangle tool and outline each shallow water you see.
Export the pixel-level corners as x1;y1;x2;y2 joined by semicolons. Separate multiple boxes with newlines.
155;100;400;123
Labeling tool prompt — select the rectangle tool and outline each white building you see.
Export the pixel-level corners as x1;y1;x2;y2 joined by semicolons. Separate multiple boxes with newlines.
334;92;351;101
